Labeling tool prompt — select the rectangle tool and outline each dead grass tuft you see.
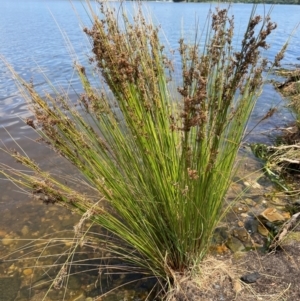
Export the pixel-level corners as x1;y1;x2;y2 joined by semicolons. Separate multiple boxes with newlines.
166;256;241;301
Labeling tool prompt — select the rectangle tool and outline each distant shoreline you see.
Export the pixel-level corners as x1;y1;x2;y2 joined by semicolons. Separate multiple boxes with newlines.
144;0;300;4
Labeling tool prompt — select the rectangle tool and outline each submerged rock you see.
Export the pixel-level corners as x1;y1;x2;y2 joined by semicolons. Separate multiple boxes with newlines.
22;268;33;277
67;275;81;290
21;225;29;236
69;291;86;301
212;227;229;245
32;279;50;291
226;236;245;253
19;285;35;299
257;224;269;237
244;217;258;234
241;198;257;207
232;227;251;243
1;235;14;246
0;273;21;301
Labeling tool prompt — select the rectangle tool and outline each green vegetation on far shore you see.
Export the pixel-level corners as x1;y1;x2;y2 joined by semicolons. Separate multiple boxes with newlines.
144;0;300;4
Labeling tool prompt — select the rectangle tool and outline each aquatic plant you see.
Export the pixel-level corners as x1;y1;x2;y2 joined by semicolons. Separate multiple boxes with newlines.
0;2;286;298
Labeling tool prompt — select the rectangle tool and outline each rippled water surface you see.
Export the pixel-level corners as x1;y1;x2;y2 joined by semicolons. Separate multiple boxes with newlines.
0;0;300;299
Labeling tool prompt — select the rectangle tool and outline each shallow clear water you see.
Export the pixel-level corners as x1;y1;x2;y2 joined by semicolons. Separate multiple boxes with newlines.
0;1;300;299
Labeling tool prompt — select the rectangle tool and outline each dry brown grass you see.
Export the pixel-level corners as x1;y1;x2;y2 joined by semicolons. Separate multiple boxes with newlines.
165;251;296;301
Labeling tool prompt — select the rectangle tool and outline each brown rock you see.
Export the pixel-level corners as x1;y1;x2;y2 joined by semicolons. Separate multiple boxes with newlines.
232;228;251;243
259;208;286;223
1;236;14;246
237;221;244;227
257;224;269;236
241;198;257;207
23;269;33;276
226;236;245;253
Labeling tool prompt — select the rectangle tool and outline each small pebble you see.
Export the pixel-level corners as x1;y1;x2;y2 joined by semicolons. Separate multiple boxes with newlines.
1;236;14;246
23;268;33;276
240;271;260;283
237;221;244;227
21;225;29;236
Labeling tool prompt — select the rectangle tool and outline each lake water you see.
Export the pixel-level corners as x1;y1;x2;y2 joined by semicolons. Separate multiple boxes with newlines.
0;0;300;300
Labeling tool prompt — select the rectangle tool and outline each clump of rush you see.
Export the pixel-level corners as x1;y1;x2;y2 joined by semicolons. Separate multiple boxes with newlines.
0;2;287;299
